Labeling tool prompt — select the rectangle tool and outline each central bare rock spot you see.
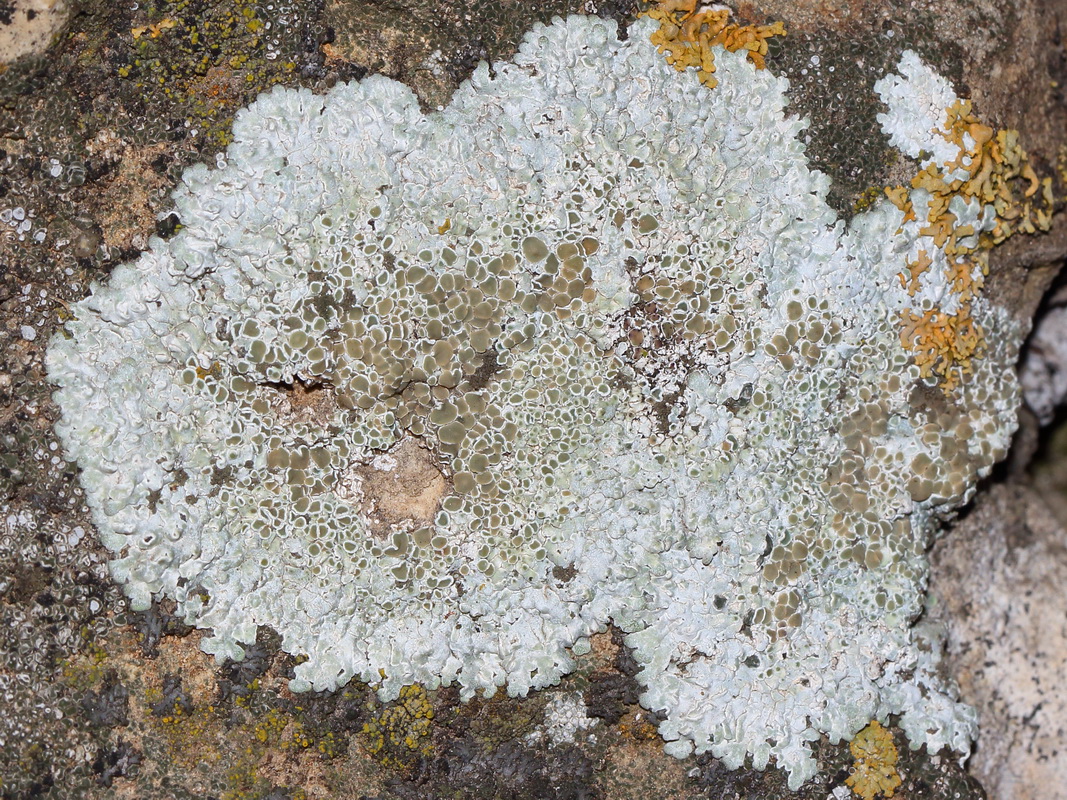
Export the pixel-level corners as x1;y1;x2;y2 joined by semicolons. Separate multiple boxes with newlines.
356;438;450;539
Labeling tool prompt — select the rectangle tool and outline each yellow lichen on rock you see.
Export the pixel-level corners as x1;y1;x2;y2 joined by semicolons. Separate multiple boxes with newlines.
641;0;785;88
900;306;984;392
899;249;932;297
891;99;1054;391
917;100;1053;244
253;707;314;750
846;720;902;800
58;639;109;691
361;684;434;767
132;18;178;40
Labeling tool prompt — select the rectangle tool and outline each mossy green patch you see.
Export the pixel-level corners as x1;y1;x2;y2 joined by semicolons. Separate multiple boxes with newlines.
116;0;298;148
360;683;435;768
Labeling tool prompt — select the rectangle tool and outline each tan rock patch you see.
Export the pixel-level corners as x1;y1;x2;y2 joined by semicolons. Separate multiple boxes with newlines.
356;437;449;539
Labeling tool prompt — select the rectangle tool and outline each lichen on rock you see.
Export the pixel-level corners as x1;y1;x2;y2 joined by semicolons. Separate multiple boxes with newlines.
846;719;902;800
47;14;1025;787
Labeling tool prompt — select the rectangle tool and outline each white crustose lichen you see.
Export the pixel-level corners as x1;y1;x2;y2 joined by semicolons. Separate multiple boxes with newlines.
48;15;1020;786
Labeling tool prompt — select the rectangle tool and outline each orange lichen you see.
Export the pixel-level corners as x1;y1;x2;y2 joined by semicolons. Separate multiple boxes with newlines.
884;186;915;223
846;720;902;800
889;98;1054;391
899;249;932;296
132;18;178;40
900;306;984;392
642;0;786;88
911;100;1053;243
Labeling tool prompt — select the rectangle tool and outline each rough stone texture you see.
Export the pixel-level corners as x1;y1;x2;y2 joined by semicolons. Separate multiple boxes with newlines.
1021;278;1067;425
929;482;1067;800
0;0;70;64
321;0;640;110
1;0;1067;798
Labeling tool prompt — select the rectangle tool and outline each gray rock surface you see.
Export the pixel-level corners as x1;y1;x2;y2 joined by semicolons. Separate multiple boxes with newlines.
930;482;1067;800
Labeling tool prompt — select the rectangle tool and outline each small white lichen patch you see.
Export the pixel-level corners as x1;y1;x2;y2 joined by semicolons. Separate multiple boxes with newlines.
48;18;1019;787
875;50;963;168
528;692;598;748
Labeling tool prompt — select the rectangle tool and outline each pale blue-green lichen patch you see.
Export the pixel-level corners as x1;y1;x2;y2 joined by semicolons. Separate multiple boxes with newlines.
48;16;1021;788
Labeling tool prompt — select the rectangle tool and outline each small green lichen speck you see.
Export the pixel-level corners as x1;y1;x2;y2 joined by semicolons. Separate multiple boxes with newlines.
116;0;297;147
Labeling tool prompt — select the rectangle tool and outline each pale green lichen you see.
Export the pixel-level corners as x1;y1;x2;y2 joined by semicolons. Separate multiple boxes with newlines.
48;15;1023;786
